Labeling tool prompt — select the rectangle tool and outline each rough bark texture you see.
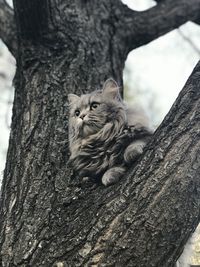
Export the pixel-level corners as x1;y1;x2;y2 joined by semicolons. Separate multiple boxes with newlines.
0;0;200;266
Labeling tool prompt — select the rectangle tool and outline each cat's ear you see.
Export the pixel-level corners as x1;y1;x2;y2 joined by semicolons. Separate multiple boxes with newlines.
68;94;80;105
102;78;120;99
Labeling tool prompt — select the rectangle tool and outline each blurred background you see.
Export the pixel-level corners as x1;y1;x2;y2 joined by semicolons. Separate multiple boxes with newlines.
0;0;200;265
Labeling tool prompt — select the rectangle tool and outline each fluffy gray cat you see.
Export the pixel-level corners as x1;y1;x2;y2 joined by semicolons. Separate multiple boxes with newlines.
68;79;152;186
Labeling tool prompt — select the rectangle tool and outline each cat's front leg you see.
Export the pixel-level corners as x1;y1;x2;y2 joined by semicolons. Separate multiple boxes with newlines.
124;140;146;164
102;167;125;186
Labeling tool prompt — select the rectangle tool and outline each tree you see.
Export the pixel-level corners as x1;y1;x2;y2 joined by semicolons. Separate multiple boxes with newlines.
0;0;200;266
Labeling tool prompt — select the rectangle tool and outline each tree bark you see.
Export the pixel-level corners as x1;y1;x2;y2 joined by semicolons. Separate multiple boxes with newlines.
0;1;200;266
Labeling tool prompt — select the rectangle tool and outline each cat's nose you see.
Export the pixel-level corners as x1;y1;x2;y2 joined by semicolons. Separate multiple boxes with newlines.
80;113;86;120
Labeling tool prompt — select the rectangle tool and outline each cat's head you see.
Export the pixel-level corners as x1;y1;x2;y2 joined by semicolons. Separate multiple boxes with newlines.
68;79;126;140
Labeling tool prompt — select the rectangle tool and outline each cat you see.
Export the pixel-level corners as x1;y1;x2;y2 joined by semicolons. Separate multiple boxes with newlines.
68;79;153;186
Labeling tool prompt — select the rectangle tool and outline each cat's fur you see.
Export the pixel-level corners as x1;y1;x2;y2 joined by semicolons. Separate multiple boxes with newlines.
68;79;153;186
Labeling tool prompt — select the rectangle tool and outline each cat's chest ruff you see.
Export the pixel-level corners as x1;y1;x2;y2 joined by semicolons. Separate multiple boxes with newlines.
70;126;138;176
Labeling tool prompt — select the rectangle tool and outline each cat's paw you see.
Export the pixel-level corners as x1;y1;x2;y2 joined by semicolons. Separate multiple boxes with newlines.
102;167;125;186
124;140;146;164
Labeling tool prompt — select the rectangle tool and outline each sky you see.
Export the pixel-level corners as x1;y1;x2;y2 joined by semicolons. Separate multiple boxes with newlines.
1;0;200;180
0;43;15;183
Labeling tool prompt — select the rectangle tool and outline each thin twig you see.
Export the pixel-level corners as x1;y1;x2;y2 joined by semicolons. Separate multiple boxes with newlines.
177;28;200;56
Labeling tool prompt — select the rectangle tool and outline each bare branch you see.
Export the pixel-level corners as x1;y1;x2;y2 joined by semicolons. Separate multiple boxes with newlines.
154;0;165;3
0;0;17;57
115;0;200;54
178;28;200;56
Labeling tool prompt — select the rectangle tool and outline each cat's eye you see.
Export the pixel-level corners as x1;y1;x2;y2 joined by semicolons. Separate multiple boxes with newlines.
90;102;100;110
75;110;80;116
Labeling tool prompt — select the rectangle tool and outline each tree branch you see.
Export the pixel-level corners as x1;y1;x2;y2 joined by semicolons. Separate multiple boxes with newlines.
154;0;165;3
0;0;17;57
116;0;200;54
69;61;200;266
178;28;200;56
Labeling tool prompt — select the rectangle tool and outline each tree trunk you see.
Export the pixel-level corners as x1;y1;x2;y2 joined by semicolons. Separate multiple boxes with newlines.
0;1;200;266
